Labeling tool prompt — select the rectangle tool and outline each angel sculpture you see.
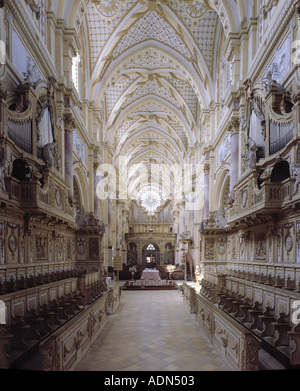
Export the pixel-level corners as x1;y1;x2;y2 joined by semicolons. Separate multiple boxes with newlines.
291;162;300;195
42;141;56;168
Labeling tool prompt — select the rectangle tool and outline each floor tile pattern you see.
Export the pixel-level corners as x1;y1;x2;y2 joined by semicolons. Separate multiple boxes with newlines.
76;289;233;371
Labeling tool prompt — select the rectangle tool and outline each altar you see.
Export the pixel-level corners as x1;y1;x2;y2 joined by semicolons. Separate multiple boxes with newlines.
141;268;160;284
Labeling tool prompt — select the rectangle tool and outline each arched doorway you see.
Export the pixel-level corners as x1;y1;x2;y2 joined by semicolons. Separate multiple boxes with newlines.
142;243;160;269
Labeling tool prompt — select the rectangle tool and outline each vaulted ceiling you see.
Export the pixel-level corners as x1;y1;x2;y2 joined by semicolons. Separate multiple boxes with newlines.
58;0;244;205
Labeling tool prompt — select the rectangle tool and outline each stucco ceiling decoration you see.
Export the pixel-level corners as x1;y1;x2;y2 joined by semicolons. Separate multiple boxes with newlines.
116;118;186;157
83;0;222;205
110;98;192;148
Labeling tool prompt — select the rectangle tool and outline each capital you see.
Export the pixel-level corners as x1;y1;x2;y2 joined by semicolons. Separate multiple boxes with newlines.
63;113;76;130
227;117;239;134
204;163;210;175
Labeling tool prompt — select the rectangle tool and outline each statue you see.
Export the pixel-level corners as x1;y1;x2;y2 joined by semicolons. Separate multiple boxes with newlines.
22;56;39;85
262;69;284;93
291;162;300;195
0;160;9;192
247;138;257;167
31;165;43;182
195;266;201;288
242;137;257;171
42;141;56;167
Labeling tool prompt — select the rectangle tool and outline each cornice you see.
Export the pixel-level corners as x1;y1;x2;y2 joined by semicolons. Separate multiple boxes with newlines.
224;33;240;62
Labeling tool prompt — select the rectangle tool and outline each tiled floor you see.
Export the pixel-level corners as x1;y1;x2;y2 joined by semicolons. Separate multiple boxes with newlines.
76;287;234;372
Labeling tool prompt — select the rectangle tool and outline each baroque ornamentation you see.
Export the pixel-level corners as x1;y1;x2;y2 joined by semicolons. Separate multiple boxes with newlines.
255;233;266;260
36;233;47;259
89;238;99;259
205;238;214;259
93;0;120;18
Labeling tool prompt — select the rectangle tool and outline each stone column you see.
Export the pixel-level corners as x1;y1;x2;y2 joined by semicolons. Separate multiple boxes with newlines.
122;210;125;249
108;197;112;247
94;163;101;218
116;202;120;249
227;118;239;200
64;114;75;202
182;201;185;231
203;163;210;220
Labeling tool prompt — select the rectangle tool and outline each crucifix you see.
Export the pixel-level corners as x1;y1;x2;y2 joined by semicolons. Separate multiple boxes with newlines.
149;253;155;263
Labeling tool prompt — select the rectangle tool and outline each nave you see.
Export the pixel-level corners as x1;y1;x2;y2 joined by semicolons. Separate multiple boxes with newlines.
75;286;284;372
75;288;232;372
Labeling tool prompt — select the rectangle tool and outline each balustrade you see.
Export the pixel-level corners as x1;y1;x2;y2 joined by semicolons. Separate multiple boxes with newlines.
228;174;295;223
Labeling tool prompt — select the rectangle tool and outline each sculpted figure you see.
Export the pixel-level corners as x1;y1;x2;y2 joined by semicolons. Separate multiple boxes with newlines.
195;265;201;287
42;141;56;167
0;160;9;192
291;162;300;195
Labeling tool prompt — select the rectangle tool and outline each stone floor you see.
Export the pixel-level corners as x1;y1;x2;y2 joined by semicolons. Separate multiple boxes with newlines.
75;286;234;372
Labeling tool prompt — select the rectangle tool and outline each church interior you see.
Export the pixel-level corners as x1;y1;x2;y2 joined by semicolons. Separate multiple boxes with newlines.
1;0;300;372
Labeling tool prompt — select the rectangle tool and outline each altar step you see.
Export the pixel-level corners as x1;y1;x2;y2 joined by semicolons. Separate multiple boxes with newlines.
122;280;178;291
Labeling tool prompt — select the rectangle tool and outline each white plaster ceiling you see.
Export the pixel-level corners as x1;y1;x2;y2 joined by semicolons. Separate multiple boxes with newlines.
82;0;222;201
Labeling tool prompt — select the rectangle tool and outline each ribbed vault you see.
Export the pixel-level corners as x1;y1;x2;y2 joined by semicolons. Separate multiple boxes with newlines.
54;0;245;208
